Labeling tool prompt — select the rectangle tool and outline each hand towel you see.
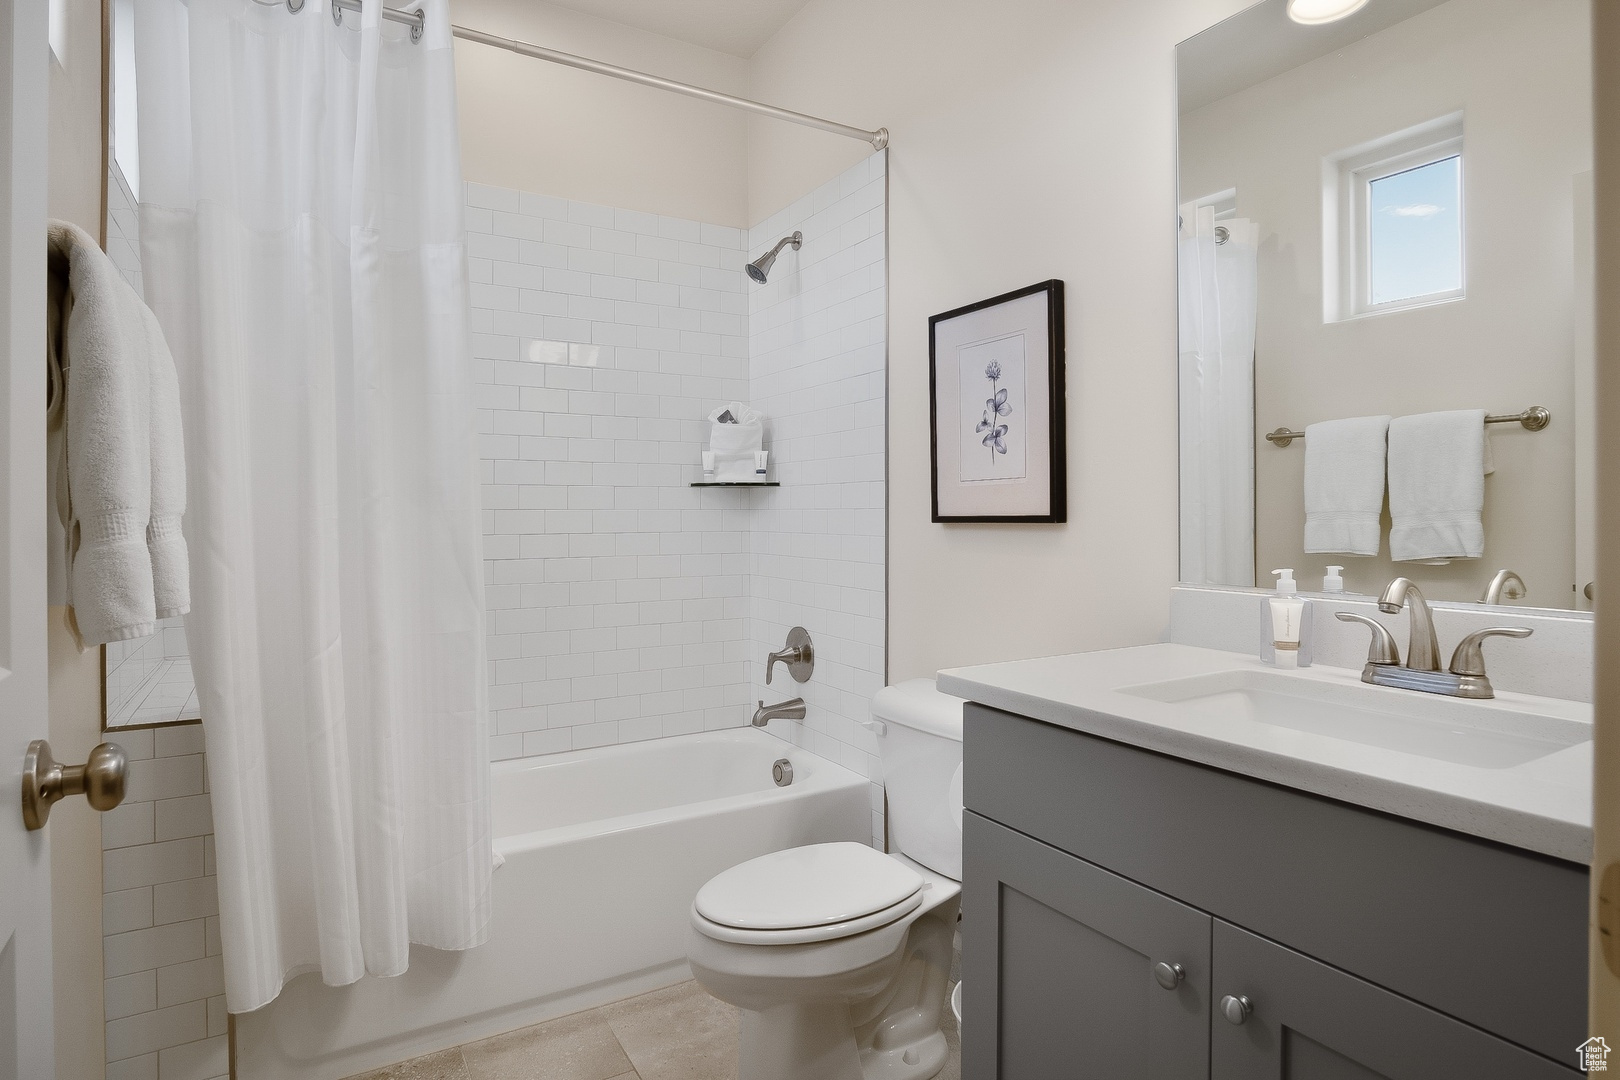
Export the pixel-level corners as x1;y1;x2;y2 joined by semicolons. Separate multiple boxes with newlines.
1303;414;1390;556
1388;409;1486;562
47;220;190;647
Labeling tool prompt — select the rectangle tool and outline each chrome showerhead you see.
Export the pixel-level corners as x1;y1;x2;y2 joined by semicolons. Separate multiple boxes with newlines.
746;231;802;284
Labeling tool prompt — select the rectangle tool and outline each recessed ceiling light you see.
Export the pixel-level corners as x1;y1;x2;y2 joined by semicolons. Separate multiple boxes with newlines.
1287;0;1371;25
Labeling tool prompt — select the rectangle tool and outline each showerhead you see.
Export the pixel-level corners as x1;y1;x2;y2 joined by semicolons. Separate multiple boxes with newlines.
746;231;802;284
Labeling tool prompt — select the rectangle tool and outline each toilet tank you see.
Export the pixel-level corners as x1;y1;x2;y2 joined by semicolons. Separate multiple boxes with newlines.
873;679;965;881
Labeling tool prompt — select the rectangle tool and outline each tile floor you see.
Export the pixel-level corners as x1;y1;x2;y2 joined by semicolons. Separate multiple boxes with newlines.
345;979;962;1080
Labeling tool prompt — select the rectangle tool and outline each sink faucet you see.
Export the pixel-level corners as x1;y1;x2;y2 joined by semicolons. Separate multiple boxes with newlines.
753;697;806;727
1479;569;1527;606
1335;577;1533;699
1378;577;1440;672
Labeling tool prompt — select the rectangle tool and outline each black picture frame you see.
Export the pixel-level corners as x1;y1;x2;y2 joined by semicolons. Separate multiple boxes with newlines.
929;280;1066;523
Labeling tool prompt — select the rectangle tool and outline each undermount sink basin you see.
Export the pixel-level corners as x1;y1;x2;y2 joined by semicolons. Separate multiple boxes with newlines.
1118;668;1589;769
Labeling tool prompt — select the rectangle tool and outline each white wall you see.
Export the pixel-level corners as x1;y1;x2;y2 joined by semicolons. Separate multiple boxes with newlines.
1180;0;1591;605
746;0;1255;682
450;0;751;227
746;153;888;845
466;180;755;758
99;725;227;1080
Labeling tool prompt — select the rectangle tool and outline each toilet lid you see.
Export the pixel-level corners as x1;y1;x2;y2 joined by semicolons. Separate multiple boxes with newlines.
694;842;923;931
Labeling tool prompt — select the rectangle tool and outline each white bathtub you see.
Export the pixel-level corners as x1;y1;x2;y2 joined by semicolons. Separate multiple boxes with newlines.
235;728;871;1080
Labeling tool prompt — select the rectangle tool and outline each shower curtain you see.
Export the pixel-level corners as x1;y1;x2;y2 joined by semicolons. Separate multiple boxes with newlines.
1178;206;1259;588
132;0;490;1012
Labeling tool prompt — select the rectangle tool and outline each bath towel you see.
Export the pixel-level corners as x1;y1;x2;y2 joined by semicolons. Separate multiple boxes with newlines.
46;220;189;647
1388;409;1486;563
1303;414;1390;557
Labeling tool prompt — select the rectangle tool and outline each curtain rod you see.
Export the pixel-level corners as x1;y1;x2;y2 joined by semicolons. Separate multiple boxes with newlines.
449;24;888;149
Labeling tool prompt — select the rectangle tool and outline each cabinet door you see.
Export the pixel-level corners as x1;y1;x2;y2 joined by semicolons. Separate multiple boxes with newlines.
1211;921;1576;1079
962;812;1210;1079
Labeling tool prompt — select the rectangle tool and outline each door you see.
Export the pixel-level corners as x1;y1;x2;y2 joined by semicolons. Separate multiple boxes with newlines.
1210;921;1574;1079
0;0;54;1073
962;812;1210;1079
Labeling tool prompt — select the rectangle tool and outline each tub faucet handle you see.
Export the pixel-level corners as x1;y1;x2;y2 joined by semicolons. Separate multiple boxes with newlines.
766;627;815;685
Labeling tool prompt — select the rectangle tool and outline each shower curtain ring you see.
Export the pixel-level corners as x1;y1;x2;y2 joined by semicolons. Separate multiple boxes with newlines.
285;0;305;11
332;1;343;25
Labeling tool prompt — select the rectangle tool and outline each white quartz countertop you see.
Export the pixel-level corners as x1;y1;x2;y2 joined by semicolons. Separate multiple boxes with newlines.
937;643;1593;863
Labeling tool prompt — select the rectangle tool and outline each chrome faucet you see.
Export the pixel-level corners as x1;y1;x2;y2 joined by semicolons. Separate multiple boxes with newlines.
1479;569;1527;606
753;697;806;727
1334;577;1532;699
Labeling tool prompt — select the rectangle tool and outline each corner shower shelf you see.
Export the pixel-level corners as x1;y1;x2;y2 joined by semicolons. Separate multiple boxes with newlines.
691;481;779;487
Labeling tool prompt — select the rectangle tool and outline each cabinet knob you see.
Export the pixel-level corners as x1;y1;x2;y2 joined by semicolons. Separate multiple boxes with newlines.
1220;994;1252;1025
1152;961;1184;990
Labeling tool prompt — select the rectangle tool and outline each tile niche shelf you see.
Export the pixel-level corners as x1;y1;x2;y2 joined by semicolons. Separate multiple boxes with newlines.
691;481;780;487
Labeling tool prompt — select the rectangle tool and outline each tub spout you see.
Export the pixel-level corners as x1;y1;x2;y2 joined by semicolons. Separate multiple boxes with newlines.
753;697;806;726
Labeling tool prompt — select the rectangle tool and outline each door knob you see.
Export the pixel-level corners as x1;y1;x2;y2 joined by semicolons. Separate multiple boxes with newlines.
22;739;127;830
1220;994;1252;1025
1152;961;1185;990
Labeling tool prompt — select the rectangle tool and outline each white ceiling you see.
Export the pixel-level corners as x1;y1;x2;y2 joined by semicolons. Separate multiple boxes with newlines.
1178;0;1450;114
542;0;813;58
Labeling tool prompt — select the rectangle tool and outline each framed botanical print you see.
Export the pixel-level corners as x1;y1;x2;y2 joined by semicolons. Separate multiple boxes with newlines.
929;280;1066;522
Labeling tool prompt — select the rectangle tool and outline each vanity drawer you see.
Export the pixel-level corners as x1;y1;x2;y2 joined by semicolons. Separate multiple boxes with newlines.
963;704;1588;1064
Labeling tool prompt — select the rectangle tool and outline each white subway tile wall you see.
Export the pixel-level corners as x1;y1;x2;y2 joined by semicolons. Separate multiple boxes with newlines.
101;725;227;1080
744;154;889;843
98;154;887;1073
466;182;760;758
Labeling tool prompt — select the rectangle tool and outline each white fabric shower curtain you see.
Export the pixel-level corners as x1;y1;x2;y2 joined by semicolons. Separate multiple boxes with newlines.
1178;206;1259;587
132;0;491;1012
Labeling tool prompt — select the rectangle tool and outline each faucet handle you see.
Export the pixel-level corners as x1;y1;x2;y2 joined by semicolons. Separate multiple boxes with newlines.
1448;627;1532;677
1336;612;1400;667
765;627;815;685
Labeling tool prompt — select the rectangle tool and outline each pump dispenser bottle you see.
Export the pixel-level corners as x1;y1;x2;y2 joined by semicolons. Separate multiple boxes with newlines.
1261;569;1312;668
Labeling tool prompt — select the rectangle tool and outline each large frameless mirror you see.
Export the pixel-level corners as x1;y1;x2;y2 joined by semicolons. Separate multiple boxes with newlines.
1176;0;1594;610
99;0;200;729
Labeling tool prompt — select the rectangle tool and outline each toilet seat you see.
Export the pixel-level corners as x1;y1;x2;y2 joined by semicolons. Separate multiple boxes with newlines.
693;842;923;945
692;889;924;945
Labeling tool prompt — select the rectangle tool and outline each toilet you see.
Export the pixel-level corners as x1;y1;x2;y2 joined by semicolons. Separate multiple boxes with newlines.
687;679;965;1080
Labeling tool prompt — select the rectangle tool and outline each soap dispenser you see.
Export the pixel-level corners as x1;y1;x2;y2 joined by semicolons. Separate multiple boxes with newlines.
1322;565;1345;594
1261;569;1313;668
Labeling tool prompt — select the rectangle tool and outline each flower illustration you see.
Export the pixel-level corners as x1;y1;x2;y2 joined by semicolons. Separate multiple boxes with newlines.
974;360;1012;464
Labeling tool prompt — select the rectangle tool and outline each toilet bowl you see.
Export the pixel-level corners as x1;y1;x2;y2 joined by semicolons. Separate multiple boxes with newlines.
687;680;965;1080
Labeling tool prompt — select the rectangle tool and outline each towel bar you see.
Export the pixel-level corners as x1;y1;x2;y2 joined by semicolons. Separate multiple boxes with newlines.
1265;406;1550;448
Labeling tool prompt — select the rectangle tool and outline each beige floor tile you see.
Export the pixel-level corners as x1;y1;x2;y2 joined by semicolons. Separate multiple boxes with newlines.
460;1008;636;1080
344;1046;475;1080
600;981;740;1080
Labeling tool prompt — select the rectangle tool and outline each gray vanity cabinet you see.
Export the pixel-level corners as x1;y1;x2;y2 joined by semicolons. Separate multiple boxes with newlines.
961;704;1587;1077
962;813;1210;1079
1210;922;1571;1079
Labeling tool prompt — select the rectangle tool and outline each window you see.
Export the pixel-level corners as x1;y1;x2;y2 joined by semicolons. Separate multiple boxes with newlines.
1325;114;1465;320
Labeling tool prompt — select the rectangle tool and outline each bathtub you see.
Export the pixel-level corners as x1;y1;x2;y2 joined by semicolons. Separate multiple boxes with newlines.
234;728;871;1080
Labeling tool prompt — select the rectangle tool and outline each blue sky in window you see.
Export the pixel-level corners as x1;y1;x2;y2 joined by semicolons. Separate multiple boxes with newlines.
1369;155;1462;305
